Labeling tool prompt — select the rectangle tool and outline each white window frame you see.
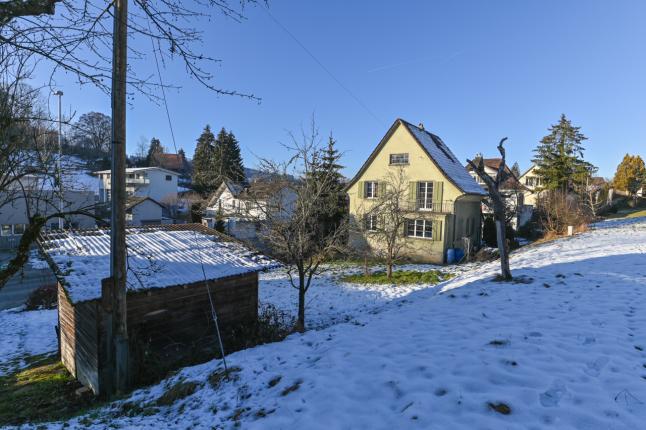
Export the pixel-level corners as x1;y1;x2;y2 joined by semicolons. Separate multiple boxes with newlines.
417;182;434;210
389;153;409;165
13;224;26;235
364;214;378;232
1;224;12;236
365;181;378;199
406;219;433;239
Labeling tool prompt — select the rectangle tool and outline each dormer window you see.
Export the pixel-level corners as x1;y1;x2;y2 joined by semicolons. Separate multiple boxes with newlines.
389;153;409;165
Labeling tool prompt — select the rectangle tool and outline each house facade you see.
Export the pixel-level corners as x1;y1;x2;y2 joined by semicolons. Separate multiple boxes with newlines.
346;119;486;264
95;167;178;204
518;164;544;207
466;157;529;228
202;180;296;245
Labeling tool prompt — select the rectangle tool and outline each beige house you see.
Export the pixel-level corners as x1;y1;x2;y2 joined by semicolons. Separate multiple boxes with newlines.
346;119;487;264
518;164;544;206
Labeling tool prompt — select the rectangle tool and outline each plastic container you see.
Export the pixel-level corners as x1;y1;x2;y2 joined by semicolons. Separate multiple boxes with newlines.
446;248;456;264
454;248;465;262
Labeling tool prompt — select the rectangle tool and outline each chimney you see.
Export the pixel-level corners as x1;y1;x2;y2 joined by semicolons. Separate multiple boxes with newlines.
418;122;425;130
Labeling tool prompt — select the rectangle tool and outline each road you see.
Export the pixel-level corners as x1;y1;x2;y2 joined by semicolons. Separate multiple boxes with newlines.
0;251;56;310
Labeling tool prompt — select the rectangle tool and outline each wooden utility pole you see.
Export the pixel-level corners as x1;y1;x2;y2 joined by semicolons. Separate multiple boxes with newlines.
107;0;129;395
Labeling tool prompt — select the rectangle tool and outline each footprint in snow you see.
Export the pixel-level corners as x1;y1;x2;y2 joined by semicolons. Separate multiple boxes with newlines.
540;380;567;407
584;356;609;377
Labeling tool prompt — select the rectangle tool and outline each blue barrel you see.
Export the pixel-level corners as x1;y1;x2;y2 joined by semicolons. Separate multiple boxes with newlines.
446;248;456;264
454;248;465;262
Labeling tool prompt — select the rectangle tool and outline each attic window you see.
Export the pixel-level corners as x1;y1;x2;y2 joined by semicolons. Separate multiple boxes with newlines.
389;153;409;165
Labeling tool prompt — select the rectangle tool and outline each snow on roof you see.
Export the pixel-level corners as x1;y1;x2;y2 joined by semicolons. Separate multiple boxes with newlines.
94;167;179;176
402;121;487;195
39;225;273;303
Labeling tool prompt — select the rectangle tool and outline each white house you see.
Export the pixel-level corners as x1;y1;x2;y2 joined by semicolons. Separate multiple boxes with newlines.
95;167;178;204
202;180;296;244
518;164;544;207
125;197;168;226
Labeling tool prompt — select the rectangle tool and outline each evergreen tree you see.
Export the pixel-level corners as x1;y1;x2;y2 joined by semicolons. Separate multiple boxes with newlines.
532;114;594;192
192;126;217;194
613;154;646;201
146;137;164;167
314;134;346;238
511;161;521;179
223;130;246;184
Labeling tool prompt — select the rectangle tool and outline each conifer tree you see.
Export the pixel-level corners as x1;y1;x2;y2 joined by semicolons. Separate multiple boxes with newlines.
314;134;346;238
511;161;521;179
224;130;246;184
192;125;217;195
532;114;594;192
146;137;164;167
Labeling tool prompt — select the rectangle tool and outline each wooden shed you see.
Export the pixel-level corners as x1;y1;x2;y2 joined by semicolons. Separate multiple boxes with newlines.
38;224;271;395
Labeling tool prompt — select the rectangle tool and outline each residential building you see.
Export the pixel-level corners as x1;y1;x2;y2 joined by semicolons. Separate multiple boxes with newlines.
518;164;544;206
202;179;296;244
346;118;487;264
0;182;96;248
95;167;178;204
465;157;529;228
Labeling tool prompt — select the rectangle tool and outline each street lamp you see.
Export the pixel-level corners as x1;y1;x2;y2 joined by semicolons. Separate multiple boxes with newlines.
54;90;64;230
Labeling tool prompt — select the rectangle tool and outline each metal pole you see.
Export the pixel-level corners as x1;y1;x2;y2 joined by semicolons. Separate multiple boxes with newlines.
55;90;63;230
108;0;129;395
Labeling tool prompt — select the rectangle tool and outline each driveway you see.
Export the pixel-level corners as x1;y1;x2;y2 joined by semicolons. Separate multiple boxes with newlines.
0;250;56;310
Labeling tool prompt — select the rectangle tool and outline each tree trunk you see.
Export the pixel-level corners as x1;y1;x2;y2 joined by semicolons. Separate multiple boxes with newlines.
495;218;512;280
295;275;306;333
363;254;369;276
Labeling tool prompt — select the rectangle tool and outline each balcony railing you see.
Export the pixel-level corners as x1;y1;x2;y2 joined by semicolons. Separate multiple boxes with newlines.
407;199;454;213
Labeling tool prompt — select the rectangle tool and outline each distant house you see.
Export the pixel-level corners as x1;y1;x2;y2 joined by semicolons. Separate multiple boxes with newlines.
518;164;544;207
125;197;169;226
0;175;95;248
346;118;487;264
202;179;296;244
95;167;178;205
465;157;530;228
39;224;271;395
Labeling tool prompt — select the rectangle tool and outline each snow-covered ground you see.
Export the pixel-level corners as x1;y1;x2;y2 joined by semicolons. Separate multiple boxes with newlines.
7;218;646;429
0;308;58;376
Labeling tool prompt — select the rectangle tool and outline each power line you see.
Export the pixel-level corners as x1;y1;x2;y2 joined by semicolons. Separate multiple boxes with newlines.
262;7;385;127
148;25;179;155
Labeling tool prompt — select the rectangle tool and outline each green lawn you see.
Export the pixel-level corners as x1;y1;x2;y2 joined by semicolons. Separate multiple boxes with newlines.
0;354;101;426
341;270;454;285
605;208;646;219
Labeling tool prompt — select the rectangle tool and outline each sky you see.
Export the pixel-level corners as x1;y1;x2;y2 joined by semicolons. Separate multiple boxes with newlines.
35;0;646;179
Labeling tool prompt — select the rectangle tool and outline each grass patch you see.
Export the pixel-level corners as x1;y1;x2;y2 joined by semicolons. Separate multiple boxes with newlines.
156;381;199;406
341;270;454;285
0;355;101;426
606;208;646;219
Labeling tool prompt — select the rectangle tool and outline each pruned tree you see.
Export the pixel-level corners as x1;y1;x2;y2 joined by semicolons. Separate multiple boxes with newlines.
249;120;348;332
353;168;410;280
467;138;512;281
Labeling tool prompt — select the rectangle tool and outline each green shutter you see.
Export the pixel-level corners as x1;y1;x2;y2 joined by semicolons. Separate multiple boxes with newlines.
358;181;364;198
433;181;444;210
409;181;417;208
432;219;442;241
403;219;409;237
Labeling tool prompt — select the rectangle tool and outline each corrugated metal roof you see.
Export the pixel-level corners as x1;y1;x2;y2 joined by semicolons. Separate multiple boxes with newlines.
39;225;273;303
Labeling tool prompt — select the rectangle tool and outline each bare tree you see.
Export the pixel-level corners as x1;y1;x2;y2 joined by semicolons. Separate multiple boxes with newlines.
353;168;410;280
467;138;513;281
249;122;348;332
1;1;261;100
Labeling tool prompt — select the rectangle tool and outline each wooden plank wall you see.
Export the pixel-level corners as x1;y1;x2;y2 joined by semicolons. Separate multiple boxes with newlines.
126;272;259;350
58;285;100;393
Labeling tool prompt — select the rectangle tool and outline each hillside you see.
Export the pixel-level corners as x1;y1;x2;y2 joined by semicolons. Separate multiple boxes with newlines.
9;218;646;429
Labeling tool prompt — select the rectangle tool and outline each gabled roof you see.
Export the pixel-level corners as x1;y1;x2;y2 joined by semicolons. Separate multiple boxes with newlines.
346;119;486;196
38;224;274;304
465;157;524;191
125;196;165;210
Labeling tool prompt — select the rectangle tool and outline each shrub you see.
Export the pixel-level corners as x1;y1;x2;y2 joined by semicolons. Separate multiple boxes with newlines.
482;216;497;247
24;284;57;310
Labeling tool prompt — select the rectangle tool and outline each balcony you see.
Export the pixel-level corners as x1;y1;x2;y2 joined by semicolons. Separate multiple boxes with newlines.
407;199;454;213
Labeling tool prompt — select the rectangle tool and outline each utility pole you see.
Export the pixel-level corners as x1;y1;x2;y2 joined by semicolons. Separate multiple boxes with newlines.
107;0;129;395
54;90;63;230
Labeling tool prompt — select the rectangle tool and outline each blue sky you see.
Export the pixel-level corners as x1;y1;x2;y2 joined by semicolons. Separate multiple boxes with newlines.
37;0;646;178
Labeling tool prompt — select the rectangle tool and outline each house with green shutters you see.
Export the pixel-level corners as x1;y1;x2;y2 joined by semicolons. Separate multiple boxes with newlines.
346;119;487;264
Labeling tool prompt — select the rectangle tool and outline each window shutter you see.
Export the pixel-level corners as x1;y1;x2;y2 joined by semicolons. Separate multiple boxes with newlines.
374;181;379;198
433;181;444;209
402;219;409;237
358;181;364;198
409;182;417;208
432;219;442;241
